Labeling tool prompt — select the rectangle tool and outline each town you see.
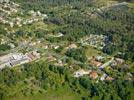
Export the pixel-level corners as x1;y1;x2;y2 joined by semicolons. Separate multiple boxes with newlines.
0;0;133;100
0;0;132;82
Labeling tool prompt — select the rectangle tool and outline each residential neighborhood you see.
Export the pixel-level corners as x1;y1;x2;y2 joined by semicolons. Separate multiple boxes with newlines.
0;0;133;100
0;1;132;83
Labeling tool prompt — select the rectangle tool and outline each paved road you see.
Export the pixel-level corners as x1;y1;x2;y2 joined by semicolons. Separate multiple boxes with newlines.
99;57;114;69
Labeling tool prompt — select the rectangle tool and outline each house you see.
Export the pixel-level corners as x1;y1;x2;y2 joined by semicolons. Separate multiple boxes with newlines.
29;10;36;16
29;42;36;46
8;43;15;48
115;58;124;64
100;73;114;81
42;14;48;18
44;45;48;49
95;56;104;62
89;71;98;79
67;44;77;49
37;11;41;16
47;55;57;62
32;51;40;58
105;76;114;81
9;22;13;27
110;60;117;68
54;60;64;66
0;38;7;44
54;46;59;49
90;59;102;68
26;51;40;61
100;73;107;81
56;32;64;37
125;73;133;81
74;69;90;78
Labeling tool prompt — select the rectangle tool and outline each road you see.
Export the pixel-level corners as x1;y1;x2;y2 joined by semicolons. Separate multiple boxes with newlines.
99;57;114;69
0;41;31;55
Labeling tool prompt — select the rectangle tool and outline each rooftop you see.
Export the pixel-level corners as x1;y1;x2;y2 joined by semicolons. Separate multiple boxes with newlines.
89;71;98;79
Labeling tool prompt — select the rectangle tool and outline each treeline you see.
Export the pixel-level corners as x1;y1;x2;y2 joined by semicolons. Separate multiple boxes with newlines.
13;0;94;11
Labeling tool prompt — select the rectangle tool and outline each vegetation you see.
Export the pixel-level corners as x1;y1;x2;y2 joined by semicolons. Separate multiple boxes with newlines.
12;0;134;61
66;48;87;63
0;0;134;100
0;44;11;52
0;61;133;100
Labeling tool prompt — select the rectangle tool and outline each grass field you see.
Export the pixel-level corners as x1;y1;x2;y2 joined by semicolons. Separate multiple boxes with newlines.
85;46;101;58
6;83;89;100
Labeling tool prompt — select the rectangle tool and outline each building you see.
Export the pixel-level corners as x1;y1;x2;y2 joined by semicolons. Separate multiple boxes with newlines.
95;56;104;62
47;55;57;62
0;0;9;3
89;71;98;79
56;32;64;37
90;59;102;68
66;44;77;50
0;51;40;69
115;58;124;64
0;53;27;69
105;76;114;81
26;51;40;61
10;57;29;66
100;73;107;81
74;69;90;78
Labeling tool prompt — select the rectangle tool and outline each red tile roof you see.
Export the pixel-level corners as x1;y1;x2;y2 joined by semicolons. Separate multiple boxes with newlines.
89;71;98;79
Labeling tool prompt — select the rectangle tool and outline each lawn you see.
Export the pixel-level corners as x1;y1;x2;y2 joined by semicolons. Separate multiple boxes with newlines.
85;46;101;58
3;67;89;100
6;83;89;100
